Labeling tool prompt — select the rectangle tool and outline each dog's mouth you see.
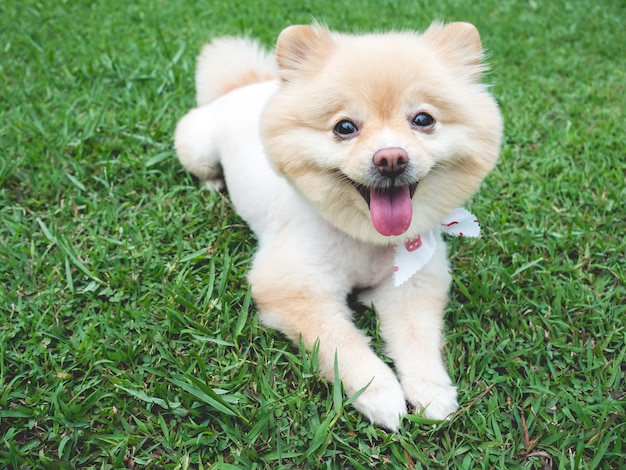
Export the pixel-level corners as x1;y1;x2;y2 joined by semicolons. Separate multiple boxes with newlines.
350;180;418;237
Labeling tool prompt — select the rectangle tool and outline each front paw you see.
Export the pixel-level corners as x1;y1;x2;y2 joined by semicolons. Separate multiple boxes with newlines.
404;380;458;420
351;377;408;431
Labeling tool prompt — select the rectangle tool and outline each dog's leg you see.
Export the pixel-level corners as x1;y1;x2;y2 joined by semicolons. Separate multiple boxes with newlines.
174;106;225;191
248;246;407;431
361;241;458;420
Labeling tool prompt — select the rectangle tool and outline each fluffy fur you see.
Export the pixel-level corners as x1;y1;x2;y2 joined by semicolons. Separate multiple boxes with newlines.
175;22;503;430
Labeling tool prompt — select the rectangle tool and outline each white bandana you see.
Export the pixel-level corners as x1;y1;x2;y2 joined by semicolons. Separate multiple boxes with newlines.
393;208;481;286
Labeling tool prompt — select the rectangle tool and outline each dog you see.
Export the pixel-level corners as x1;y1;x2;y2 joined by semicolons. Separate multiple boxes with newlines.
174;22;503;430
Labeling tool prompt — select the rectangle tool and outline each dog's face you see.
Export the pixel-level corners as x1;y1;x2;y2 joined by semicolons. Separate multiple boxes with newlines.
261;23;503;244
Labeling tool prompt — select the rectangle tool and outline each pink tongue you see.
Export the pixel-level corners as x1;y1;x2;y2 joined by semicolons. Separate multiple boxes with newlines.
369;186;413;236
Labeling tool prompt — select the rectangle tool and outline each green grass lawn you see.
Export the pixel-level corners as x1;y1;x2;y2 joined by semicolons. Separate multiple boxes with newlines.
1;0;624;468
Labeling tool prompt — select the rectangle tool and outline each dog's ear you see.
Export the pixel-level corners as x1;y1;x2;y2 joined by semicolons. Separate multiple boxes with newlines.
422;22;487;81
275;24;335;82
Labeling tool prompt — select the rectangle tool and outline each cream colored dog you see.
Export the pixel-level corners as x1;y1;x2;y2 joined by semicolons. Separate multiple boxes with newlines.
175;22;502;430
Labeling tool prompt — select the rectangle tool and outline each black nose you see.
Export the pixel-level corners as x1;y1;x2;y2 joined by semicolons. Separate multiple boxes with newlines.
373;147;408;178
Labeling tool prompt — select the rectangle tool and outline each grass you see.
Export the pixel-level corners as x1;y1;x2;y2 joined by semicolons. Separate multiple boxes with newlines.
0;0;624;468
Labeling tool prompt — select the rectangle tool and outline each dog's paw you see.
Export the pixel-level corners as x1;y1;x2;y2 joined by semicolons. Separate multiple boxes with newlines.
204;177;225;192
351;377;407;431
404;380;458;420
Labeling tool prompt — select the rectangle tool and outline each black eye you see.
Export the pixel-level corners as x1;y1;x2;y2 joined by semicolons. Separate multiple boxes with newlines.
412;112;435;128
333;120;358;137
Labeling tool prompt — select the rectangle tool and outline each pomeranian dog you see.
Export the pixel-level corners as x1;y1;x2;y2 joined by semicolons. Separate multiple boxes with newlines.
175;22;502;430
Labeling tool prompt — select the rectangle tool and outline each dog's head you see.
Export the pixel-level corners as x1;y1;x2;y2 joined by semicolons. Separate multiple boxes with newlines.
261;22;503;244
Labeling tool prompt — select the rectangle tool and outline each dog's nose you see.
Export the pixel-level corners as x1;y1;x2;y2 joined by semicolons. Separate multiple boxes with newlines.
373;147;408;178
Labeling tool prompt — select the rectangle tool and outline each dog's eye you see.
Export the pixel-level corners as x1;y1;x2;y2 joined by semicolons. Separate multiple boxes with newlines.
333;120;359;137
412;112;435;129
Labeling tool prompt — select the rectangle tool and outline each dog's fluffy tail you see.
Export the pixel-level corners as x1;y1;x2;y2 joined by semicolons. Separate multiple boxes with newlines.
195;37;276;107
